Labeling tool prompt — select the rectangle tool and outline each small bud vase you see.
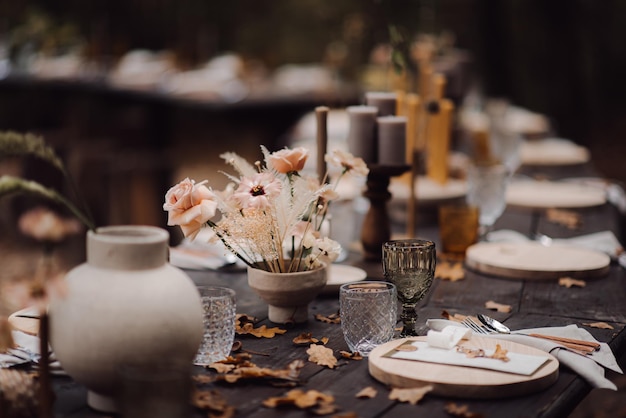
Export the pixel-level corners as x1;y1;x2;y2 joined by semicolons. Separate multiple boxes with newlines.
247;262;328;324
49;225;203;413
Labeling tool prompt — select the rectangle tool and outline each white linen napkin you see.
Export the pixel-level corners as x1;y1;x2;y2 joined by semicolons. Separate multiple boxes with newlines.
1;331;64;375
391;339;550;376
427;319;622;390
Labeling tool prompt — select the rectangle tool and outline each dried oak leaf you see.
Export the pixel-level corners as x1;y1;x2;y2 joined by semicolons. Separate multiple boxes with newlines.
559;277;586;288
307;344;338;369
442;310;466;322
209;363;236;374
355;386;377;399
192;389;236;418
484;300;512;313
331;413;359;418
293;332;328;346
340;351;363;360
389;385;433;405
489;344;510;362
263;389;337;415
316;313;341;324
444;402;484;418
237;322;287;338
546;208;582;229
435;261;465;281
583;322;614;330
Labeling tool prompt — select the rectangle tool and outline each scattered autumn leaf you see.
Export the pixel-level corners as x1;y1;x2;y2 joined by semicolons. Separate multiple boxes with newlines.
355;386;377;399
490;344;510;362
442;310;467;322
583;322;614;330
307;344;338;369
435;261;465;281
484;300;512;313
393;341;418;352
546;208;582;229
444;402;484;418
200;355;305;385
293;332;328;346
209;363;236;374
339;351;363;360
316;313;341;324
237;322;287;338
389;385;433;405
559;277;586;288
263;389;337;415
192;389;236;418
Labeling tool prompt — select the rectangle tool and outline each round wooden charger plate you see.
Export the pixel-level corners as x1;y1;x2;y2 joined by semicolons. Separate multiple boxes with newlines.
8;308;40;336
506;180;606;209
368;336;559;399
465;242;611;280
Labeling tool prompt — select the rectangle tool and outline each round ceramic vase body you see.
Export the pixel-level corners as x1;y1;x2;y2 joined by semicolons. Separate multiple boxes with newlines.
49;225;203;413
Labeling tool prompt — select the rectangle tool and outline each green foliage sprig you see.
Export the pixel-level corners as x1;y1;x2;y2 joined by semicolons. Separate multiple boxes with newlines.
0;131;96;231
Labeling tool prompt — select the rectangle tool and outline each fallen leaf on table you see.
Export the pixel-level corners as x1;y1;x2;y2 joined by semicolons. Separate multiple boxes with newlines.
263;389;337;415
484;300;512;313
489;344;510;362
435;261;465;281
237;322;287;338
209;363;236;373
559;277;586;288
315;313;341;324
546;208;582;229
355;387;377;399
201;357;304;385
307;344;338;369
339;351;363;360
388;385;433;405
442;310;467;322
293;332;328;346
583;322;614;330
444;402;484;418
192;389;236;418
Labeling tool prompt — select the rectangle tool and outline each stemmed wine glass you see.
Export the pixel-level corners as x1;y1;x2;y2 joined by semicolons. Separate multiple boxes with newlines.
466;162;510;241
382;239;436;337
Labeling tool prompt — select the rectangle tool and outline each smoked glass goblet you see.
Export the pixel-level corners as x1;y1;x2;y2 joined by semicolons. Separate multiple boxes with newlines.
382;239;436;337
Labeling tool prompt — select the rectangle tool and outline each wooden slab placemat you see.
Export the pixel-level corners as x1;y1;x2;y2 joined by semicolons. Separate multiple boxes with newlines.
368;336;559;399
506;180;606;209
465;242;611;280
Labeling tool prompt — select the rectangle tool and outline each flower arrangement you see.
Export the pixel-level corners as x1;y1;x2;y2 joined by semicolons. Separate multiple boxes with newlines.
163;146;369;273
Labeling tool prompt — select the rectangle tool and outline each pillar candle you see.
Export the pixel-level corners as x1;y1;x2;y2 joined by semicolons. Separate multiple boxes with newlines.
365;91;397;116
346;105;378;164
377;116;407;165
315;106;329;182
426;99;454;184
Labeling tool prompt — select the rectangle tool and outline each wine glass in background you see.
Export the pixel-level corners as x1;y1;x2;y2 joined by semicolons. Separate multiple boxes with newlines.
466;162;510;240
382;239;436;337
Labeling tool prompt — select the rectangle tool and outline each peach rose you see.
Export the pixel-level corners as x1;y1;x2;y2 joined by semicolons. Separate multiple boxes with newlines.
268;147;309;174
163;178;217;239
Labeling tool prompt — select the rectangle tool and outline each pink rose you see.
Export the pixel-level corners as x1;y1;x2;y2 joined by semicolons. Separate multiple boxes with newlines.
268;147;309;174
18;207;82;242
163;178;217;239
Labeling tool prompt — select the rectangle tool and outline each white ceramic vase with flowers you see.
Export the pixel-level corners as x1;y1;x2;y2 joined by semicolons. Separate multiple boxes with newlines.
164;146;369;323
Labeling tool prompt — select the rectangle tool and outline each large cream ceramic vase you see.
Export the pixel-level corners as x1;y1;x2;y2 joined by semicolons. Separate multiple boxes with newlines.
49;225;203;413
247;262;328;324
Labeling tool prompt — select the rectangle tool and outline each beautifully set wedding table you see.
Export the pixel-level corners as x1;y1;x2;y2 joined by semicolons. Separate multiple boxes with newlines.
43;157;626;418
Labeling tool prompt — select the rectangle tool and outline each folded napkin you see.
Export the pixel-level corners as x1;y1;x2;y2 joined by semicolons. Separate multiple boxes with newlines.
1;330;64;375
427;319;622;390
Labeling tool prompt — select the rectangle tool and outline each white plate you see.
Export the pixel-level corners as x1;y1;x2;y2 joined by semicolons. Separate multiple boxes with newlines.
322;264;367;294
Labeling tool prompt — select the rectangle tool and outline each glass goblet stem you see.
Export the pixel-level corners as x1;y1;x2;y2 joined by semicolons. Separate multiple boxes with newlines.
399;302;418;337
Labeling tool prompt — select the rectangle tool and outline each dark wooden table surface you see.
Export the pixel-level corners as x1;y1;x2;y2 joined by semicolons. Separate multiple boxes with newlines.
52;163;626;418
